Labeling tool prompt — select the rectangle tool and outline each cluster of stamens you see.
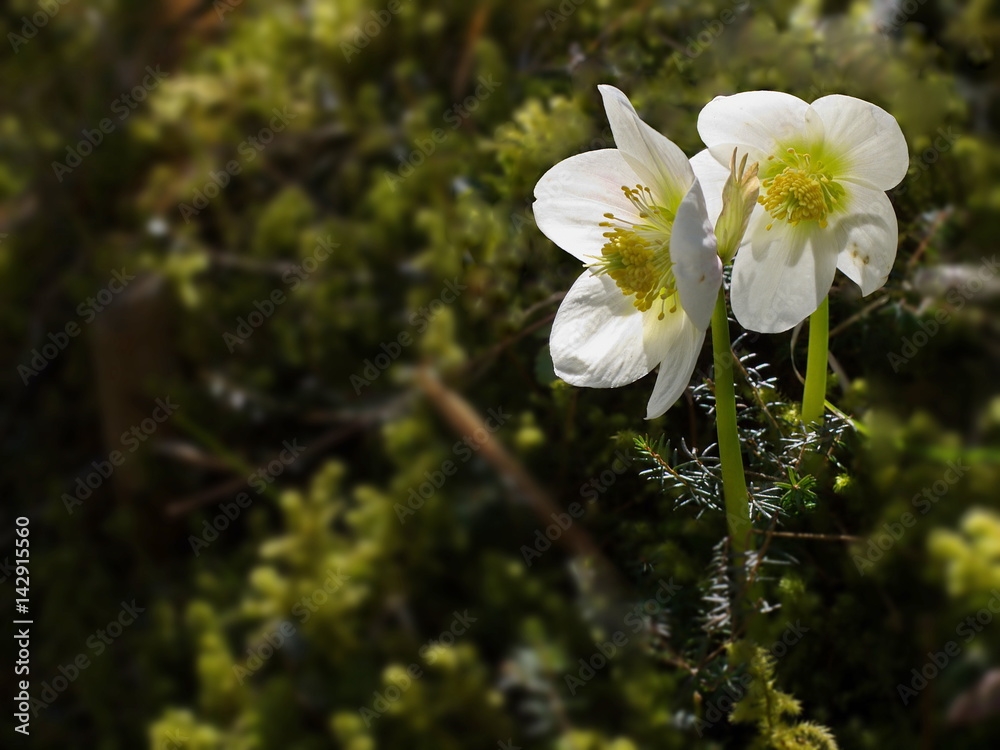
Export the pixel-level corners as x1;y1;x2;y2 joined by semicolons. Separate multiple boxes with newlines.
758;148;844;230
590;185;678;320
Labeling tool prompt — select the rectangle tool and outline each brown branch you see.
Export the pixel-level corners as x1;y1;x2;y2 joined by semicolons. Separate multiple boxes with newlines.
751;529;861;542
828;295;890;338
451;2;494;101
906;207;953;273
163;396;412;517
416;366;618;573
467;304;561;379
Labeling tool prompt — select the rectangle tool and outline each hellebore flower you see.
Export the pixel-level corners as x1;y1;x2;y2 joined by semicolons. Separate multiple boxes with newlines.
533;85;722;418
693;91;908;333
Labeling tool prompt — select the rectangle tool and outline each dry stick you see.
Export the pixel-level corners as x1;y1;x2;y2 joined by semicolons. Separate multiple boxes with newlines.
467;304;561;379
750;529;861;542
153;441;235;471
163;396;412;517
450;1;493;101
520;291;566;321
828;295;890;339
165;475;251;518
416;367;618;572
906;207;953;273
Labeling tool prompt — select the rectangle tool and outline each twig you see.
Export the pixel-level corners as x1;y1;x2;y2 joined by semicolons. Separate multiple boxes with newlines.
751;529;861;542
906;207;953;273
416;367;621;578
163;395;412;517
731;350;782;434
468;306;560;379
828;295;890;338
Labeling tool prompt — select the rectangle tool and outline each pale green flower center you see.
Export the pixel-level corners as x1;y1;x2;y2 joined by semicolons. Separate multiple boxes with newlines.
591;184;678;320
759;148;845;230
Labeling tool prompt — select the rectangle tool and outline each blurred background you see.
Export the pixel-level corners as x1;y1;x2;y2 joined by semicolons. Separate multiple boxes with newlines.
4;0;1000;747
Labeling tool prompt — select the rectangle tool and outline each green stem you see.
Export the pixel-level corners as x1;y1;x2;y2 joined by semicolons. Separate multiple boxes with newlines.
801;297;829;425
711;288;750;558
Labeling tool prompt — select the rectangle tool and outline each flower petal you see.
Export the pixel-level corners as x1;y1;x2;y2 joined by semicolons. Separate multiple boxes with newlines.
731;215;839;333
645;316;707;419
689;149;730;227
598;85;694;211
550;271;658;387
698;91;810;156
670;180;723;331
533;149;644;263
833;184;899;295
809;94;908;191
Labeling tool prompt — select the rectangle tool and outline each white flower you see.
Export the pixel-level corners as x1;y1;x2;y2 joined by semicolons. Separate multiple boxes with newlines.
533;85;722;419
693;91;908;333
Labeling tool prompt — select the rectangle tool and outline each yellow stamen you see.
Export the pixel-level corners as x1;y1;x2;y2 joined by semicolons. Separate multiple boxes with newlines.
757;148;843;230
590;184;679;317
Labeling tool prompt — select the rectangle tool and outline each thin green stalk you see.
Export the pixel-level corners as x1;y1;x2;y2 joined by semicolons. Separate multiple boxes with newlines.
801;297;829;425
711;288;750;558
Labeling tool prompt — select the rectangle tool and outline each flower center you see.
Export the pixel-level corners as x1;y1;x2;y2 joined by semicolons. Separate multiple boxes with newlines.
591;185;678;320
758;148;844;230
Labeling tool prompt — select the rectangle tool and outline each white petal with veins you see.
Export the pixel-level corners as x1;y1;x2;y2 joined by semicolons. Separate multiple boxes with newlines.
731;216;839;333
670;181;723;331
809;94;908;191
833;184;899;295
599;85;695;211
550;271;659;388
533;149;645;263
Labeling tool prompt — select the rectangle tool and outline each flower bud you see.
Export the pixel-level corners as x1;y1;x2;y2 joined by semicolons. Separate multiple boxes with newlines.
715;148;760;265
